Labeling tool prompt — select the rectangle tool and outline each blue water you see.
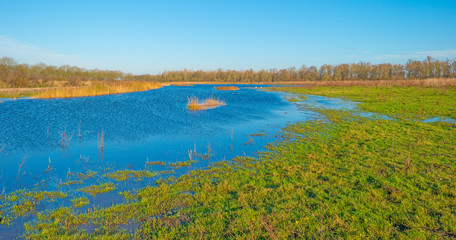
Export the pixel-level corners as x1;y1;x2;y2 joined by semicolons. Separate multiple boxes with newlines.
0;85;316;190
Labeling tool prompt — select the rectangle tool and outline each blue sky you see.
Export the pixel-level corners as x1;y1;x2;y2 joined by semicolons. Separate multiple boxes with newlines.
0;0;455;74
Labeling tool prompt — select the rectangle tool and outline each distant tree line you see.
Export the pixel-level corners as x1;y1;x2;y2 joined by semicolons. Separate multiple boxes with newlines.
1;56;456;87
0;57;133;88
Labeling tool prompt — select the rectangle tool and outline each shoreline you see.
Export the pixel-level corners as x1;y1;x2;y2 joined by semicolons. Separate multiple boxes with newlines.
2;78;456;99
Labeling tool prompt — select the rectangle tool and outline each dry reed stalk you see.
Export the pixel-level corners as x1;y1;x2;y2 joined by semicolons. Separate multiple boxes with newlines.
47;157;52;172
188;150;193;161
59;127;73;149
97;129;104;150
78;121;81;140
17;156;26;180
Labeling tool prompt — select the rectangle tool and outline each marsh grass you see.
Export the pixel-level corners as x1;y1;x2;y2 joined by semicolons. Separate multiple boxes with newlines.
78;183;115;197
0;190;66;224
187;97;225;111
215;86;239;91
104;170;158;182
77;170;97;180
34;81;161;99
145;160;166;166
169;160;198;169
71;197;89;208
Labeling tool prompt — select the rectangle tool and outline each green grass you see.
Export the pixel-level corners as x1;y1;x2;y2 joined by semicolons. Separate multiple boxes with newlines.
104;170;159;182
78;183;116;197
0;190;67;225
10;85;456;238
71;197;90;208
273;86;456;120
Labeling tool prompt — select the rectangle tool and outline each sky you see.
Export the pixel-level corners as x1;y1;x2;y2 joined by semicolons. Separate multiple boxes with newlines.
0;0;455;74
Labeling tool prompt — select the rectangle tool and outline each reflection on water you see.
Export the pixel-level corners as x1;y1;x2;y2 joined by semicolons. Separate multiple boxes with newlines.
0;85;351;236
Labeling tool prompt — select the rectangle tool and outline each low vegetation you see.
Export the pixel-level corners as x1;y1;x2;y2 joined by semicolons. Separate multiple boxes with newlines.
215;86;239;91
104;170;159;182
34;81;161;98
78;183;116;197
0;190;67;225
71;197;90;208
187;97;225;111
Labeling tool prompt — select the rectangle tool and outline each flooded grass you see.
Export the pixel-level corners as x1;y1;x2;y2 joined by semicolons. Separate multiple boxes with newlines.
187;96;225;111
104;170;159;182
215;86;239;91
169;160;198;169
71;197;89;208
0;190;67;224
78;183;116;197
145;160;166;166
77;170;97;180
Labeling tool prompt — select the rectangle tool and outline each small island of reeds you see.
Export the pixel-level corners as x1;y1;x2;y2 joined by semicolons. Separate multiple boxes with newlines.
215;86;239;91
187;97;225;110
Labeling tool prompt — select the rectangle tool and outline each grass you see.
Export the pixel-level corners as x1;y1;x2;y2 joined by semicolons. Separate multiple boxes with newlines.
187;97;226;111
71;197;90;208
5;84;456;239
78;183;116;197
0;190;67;225
104;170;159;182
215;86;239;91
76;170;97;180
169;160;198;169
273;85;456;120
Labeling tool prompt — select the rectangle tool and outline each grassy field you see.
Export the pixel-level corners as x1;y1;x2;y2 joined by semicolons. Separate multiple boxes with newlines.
272;85;456;120
2;85;455;239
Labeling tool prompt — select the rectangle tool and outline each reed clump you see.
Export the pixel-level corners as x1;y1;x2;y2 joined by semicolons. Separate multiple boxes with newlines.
215;86;239;91
35;81;161;99
187;97;225;111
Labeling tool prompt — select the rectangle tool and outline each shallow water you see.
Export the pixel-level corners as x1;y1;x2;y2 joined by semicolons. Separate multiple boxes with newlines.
0;84;350;237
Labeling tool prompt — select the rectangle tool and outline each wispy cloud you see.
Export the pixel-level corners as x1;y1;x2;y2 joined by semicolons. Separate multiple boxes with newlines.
375;49;456;61
0;36;103;69
416;50;456;58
